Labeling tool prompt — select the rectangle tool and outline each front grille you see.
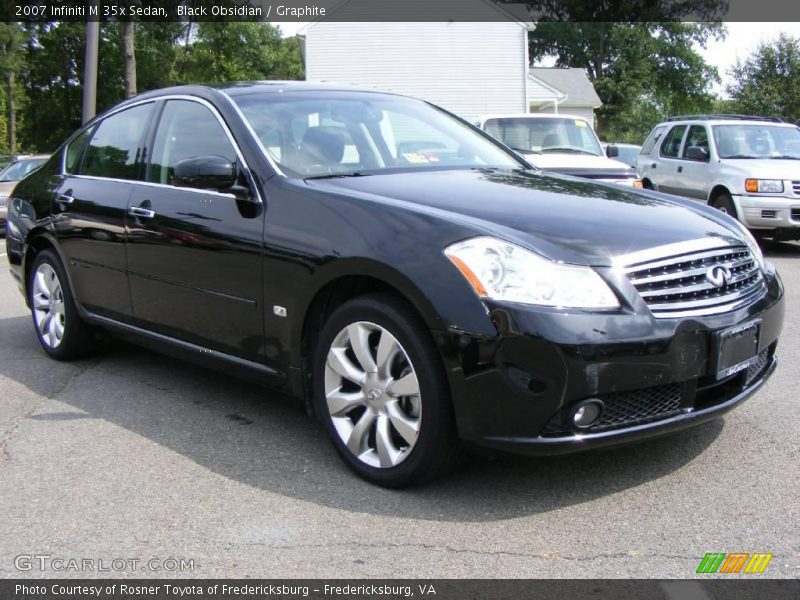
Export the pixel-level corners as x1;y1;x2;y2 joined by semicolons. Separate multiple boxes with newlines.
0;195;7;208
792;181;800;195
791;208;800;221
541;383;683;436
624;242;765;318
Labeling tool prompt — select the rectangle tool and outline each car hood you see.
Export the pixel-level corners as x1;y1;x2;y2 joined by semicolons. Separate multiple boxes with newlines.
524;153;632;172
0;180;17;195
306;169;742;267
720;157;800;178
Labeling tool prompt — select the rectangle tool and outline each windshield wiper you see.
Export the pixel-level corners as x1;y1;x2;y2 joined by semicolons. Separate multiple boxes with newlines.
769;155;800;160
543;147;597;155
721;155;759;159
305;171;372;180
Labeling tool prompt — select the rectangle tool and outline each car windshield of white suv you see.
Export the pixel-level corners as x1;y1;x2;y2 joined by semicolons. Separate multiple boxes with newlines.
483;117;603;156
234;91;523;178
712;124;800;159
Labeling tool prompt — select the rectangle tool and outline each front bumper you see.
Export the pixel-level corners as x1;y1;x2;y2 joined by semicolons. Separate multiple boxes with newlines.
440;268;784;456
736;194;800;230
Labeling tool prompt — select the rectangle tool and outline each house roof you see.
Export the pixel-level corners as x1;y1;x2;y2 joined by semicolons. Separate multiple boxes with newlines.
529;67;602;108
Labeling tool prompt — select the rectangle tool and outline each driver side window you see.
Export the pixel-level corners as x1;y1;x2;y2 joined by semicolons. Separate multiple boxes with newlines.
147;100;237;186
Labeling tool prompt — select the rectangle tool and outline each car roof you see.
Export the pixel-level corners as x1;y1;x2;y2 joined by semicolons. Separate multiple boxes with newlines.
657;118;795;128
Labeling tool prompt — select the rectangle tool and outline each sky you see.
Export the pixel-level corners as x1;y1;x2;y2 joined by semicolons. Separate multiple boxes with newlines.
278;21;800;98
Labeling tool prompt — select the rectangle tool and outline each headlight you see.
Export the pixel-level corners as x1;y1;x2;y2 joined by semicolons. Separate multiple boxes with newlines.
444;236;620;309
726;219;766;272
745;179;783;193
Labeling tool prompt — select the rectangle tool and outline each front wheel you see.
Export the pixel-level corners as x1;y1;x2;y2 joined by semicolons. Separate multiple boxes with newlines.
28;249;95;360
711;193;738;220
313;294;461;487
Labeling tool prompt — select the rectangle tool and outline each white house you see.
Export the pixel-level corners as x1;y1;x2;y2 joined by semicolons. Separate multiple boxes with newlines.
528;67;603;124
297;1;534;123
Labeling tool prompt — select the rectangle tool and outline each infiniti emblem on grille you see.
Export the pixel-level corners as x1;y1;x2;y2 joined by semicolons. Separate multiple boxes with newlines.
706;265;732;288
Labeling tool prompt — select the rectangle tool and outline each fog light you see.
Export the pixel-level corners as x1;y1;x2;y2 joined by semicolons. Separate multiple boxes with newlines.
571;399;604;429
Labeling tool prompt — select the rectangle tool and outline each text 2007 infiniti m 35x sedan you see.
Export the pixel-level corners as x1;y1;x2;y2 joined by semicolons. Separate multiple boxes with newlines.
6;83;784;487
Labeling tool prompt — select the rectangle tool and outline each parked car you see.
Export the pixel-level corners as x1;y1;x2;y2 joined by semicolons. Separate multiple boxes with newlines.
601;142;641;170
478;113;642;187
638;115;800;240
6;84;783;487
0;154;50;233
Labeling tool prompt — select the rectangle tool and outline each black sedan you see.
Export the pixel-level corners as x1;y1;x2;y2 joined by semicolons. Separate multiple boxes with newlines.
5;83;784;487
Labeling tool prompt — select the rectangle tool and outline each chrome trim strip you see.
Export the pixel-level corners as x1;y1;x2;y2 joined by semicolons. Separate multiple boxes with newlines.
615;237;743;270
61;94;263;204
624;246;748;273
646;282;765;311
638;271;760;298
71;175;237;199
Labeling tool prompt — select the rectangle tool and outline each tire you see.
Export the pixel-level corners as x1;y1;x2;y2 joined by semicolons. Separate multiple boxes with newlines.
313;293;461;488
28;249;95;360
711;193;738;220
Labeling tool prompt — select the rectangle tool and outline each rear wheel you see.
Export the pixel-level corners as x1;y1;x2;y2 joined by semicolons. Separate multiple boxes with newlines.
313;294;461;487
29;249;94;360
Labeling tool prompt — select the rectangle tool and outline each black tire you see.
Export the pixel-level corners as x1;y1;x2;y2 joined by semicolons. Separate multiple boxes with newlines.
711;193;738;220
28;249;95;360
313;293;461;488
642;179;654;190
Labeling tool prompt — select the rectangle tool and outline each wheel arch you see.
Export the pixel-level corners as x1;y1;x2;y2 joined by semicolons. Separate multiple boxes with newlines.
22;229;63;308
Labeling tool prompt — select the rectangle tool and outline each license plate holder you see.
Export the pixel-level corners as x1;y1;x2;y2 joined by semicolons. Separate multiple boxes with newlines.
714;320;761;380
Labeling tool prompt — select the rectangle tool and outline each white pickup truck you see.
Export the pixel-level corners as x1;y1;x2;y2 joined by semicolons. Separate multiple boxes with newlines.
477;113;642;187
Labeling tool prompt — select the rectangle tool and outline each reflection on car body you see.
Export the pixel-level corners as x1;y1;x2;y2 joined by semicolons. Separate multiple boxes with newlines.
5;83;784;487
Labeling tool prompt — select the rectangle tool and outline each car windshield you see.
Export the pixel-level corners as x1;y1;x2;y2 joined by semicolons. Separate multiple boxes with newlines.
0;158;47;181
712;124;800;159
233;91;523;178
483;116;603;156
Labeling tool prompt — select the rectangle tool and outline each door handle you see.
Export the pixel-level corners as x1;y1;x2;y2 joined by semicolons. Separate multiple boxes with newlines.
677;166;683;173
128;206;155;219
57;193;74;204
651;163;657;169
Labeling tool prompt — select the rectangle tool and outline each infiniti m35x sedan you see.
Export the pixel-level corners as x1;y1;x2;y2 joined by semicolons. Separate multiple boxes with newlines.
6;83;784;487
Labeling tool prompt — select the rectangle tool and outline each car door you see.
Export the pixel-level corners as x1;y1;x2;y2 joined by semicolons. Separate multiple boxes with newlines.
675;124;712;200
125;98;265;361
52;102;155;320
652;124;688;195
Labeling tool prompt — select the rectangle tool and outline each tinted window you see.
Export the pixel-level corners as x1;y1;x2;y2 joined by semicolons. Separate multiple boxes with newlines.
484;117;603;156
0;158;48;181
682;125;709;158
235;91;522;178
148;100;237;185
65;127;94;174
640;126;666;155
660;125;687;158
82;103;153;180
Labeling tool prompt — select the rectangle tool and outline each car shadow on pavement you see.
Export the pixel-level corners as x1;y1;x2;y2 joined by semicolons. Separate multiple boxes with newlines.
0;314;725;523
761;239;800;258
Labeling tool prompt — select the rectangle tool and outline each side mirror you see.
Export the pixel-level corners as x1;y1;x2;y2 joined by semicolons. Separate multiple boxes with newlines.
685;146;709;162
605;144;619;158
173;156;237;190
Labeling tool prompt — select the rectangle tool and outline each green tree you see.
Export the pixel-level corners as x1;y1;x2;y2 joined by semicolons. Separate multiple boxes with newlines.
725;33;800;122
0;22;27;153
527;8;726;142
176;22;303;83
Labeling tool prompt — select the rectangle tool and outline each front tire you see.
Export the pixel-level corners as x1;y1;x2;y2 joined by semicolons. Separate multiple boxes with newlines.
313;294;461;487
28;249;95;360
711;193;738;220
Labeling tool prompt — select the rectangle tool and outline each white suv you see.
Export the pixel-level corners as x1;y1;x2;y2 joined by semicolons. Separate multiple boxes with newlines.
638;115;800;240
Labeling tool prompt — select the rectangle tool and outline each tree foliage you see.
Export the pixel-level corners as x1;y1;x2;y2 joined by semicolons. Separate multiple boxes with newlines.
725;33;800;122
526;1;727;142
1;21;304;152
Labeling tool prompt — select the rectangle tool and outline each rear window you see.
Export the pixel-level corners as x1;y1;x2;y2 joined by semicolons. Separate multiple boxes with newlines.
640;126;666;155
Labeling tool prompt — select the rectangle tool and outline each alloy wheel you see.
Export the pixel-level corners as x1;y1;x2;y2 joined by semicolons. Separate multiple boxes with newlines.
324;321;422;468
32;263;66;349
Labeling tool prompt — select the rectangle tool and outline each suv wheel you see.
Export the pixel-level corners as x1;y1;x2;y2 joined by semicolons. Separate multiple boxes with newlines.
313;294;460;487
711;193;738;219
29;249;95;360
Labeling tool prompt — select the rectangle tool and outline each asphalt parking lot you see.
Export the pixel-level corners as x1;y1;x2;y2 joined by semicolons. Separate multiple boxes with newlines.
0;241;798;579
